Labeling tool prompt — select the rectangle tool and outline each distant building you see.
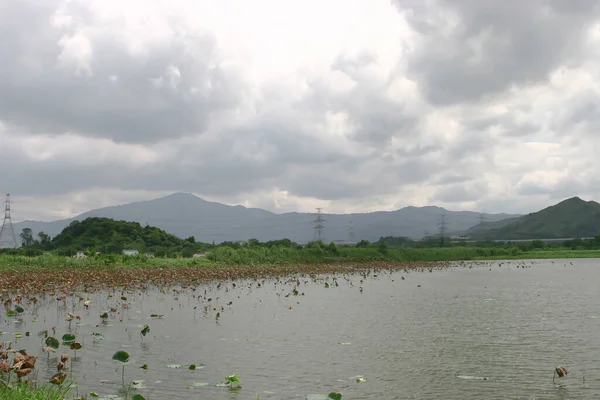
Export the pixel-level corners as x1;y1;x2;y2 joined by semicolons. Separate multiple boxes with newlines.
192;253;207;258
122;249;139;256
450;235;470;240
332;240;358;247
144;252;155;258
74;251;87;259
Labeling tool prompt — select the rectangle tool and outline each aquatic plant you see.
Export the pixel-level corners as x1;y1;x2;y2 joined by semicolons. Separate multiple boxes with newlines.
554;366;569;383
0;381;71;400
69;341;82;359
140;325;150;341
112;351;130;383
221;374;242;389
328;393;342;400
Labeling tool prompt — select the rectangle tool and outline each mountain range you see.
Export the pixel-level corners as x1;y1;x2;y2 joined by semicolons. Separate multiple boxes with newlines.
470;196;600;240
9;193;519;244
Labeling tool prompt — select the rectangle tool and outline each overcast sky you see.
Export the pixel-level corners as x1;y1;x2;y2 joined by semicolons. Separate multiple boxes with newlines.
2;0;600;222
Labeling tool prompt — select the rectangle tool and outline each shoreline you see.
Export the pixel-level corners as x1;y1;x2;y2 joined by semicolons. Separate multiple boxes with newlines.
0;260;472;293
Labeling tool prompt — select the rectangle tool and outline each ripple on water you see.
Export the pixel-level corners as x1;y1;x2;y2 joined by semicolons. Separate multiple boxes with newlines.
2;259;600;399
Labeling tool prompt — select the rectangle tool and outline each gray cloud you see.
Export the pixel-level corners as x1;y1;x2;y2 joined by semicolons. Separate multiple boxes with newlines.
0;0;243;144
395;0;600;104
3;0;600;220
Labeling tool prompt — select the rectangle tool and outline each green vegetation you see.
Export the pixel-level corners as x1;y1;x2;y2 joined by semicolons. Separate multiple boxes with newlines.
9;217;213;257
3;213;600;271
474;197;600;239
0;383;70;400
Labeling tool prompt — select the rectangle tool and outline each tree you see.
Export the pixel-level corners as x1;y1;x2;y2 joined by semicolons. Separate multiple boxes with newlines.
37;231;51;245
20;228;35;247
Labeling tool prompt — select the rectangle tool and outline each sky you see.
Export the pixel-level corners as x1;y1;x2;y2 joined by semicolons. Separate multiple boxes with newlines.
2;0;600;222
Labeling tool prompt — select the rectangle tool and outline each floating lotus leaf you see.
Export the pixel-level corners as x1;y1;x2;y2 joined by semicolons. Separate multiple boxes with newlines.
456;375;488;380
91;332;104;340
140;325;150;337
112;351;130;363
131;395;146;400
328;394;342;400
45;337;60;350
14;306;24;314
6;311;15;317
187;382;209;388
62;333;76;344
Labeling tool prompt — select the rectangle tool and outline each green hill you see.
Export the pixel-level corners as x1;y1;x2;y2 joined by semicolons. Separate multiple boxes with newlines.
463;217;521;236
43;217;210;256
477;197;600;240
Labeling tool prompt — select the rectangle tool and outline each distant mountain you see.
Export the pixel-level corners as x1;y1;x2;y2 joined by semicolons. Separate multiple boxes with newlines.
462;217;521;236
474;197;600;240
10;193;520;245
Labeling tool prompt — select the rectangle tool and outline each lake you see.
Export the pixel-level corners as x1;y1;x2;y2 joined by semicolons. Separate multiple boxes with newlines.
2;258;600;399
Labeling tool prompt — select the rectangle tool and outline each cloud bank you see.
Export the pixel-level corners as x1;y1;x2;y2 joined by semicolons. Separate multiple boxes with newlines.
2;0;600;221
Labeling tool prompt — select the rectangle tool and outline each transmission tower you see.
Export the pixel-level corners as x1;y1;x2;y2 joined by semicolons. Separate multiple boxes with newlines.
0;194;18;249
478;213;486;225
437;213;448;247
348;220;355;243
313;208;326;242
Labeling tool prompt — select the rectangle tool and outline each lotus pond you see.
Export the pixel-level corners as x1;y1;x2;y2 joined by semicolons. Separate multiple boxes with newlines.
2;259;600;399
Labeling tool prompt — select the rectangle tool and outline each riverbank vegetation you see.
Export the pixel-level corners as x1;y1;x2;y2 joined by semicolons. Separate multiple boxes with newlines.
2;217;600;276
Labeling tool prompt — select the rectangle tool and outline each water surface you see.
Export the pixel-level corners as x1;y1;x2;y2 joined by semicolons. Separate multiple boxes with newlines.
2;259;599;399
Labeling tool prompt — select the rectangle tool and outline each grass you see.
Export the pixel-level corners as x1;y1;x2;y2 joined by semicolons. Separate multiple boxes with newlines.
1;245;599;272
0;383;70;400
0;245;598;292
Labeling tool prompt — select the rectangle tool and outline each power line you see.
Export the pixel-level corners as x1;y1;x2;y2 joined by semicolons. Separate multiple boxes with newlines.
437;213;448;247
313;208;326;242
478;213;486;225
0;194;18;249
348;220;355;242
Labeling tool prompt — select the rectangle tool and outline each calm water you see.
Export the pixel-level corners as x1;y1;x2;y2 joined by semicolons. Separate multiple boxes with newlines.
3;259;600;399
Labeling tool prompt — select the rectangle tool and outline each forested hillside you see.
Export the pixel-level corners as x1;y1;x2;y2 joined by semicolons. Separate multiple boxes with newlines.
15;217;212;257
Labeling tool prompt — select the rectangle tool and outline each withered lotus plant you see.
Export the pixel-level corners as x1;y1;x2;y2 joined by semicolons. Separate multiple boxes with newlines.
12;350;36;381
49;371;67;385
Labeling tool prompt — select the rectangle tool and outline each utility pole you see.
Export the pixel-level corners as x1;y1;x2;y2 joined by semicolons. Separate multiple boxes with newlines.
437;213;448;247
348;220;355;243
313;208;326;242
0;194;18;249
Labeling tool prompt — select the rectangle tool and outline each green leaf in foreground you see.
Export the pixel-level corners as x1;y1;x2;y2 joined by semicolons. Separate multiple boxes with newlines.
45;336;60;350
62;333;76;343
6;311;15;317
112;351;130;363
131;395;146;400
328;393;342;400
222;374;242;388
226;374;241;384
14;305;24;314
